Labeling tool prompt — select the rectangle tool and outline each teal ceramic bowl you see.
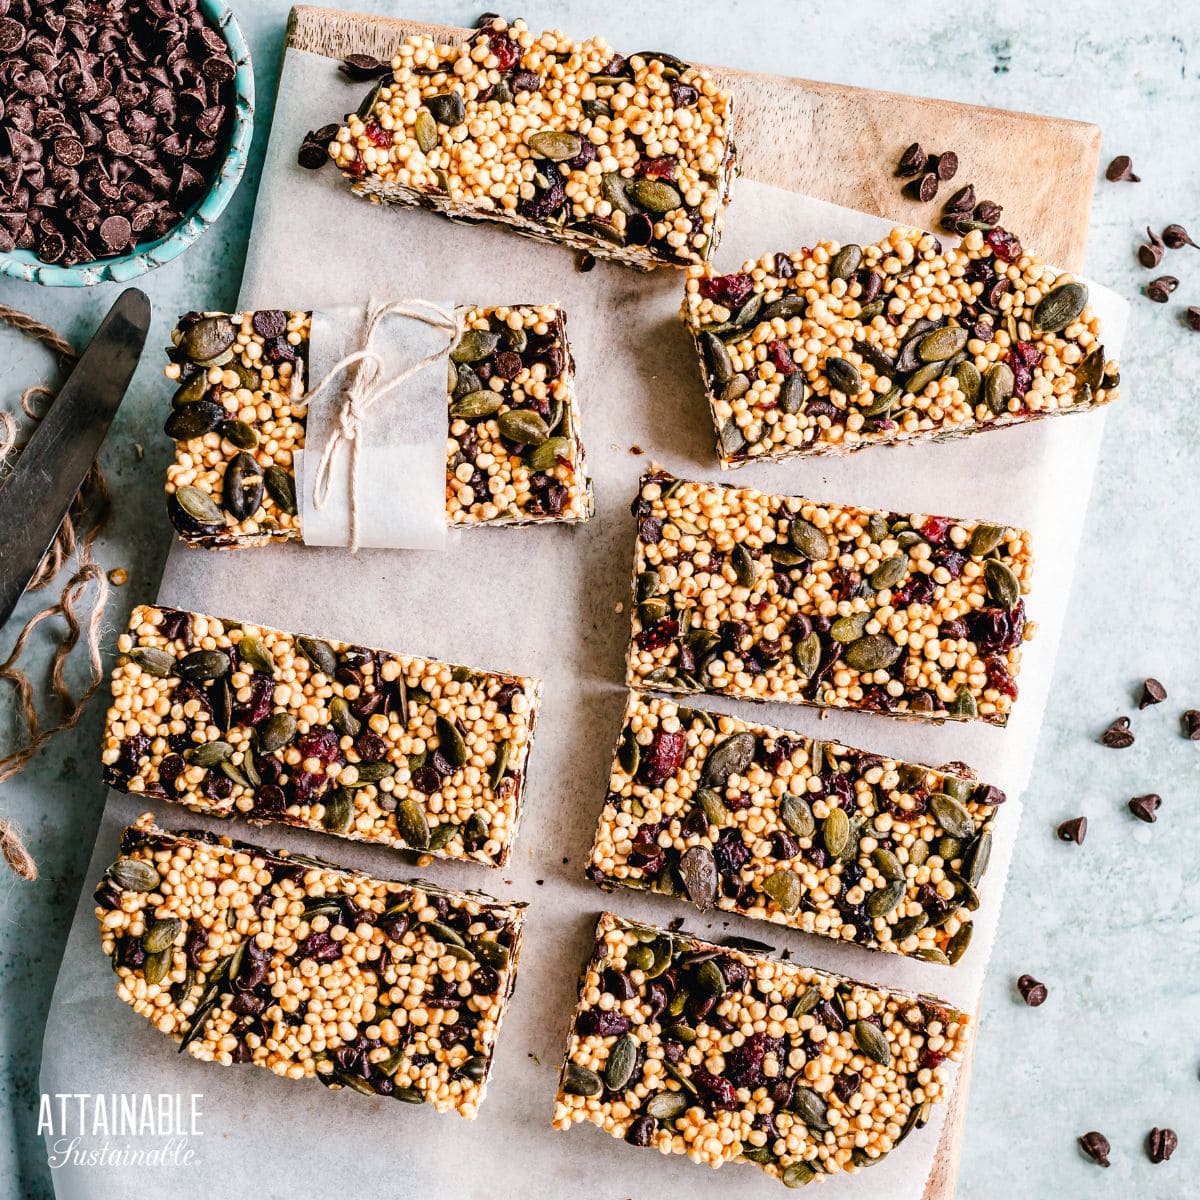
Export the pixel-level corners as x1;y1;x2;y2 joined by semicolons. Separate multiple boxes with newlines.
0;1;254;287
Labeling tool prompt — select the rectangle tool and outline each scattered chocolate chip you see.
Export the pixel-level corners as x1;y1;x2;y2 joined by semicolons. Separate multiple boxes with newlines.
338;53;391;81
1128;793;1162;823
974;199;1003;224
1147;275;1179;303
1139;677;1167;708
99;214;131;252
1139;227;1166;269
1079;1131;1111;1167
577;251;596;272
1016;974;1048;1007
1057;816;1087;845
1162;223;1196;250
1187;307;1200;332
297;139;329;170
944;184;976;214
904;172;939;203
932;150;958;181
1100;717;1135;748
896;142;926;177
1183;710;1200;740
1147;1127;1178;1164
1105;155;1139;182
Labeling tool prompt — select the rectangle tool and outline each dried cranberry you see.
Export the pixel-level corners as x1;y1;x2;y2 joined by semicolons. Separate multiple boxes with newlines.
772;831;799;860
985;227;1023;262
639;516;664;544
253;784;286;815
296;726;341;763
296;930;341;962
354;731;387;763
636;155;676;180
806;397;839;419
290;770;329;805
363;121;390;147
201;773;234;801
713;827;751;875
510;69;540;93
232;674;273;726
605;969;636;1001
922;515;952;543
774;252;796;279
767;339;796;375
116;733;150;775
668;80;698;108
921;1048;947;1071
968;600;1025;653
698;272;754;309
528;473;569;517
94;882;123;910
484;28;519;70
517;170;565;220
985;655;1018;698
834;1072;861;1102
634;617;679;652
625;213;653;245
159;754;186;787
625;1115;656;1146
693;1066;739;1111
492;350;523;380
893;574;936;607
576;1009;630;1037
822;770;855;809
719;619;751;652
830;567;861;601
411;765;441;794
567;138;597;169
122;940;146;968
645;981;670;1019
933;548;967;579
725;1032;783;1088
787;613;813;642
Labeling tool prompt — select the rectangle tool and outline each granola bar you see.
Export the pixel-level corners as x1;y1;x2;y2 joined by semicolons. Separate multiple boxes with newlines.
553;913;969;1182
102;605;540;868
324;17;737;270
627;470;1034;725
96;815;525;1118
163;304;592;548
684;226;1120;466
588;694;1004;964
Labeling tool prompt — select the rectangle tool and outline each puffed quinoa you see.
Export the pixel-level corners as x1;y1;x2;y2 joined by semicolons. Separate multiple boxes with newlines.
553;913;969;1182
627;469;1034;725
96;815;526;1118
324;18;737;269
588;694;1004;964
684;226;1120;466
102;605;540;867
164;305;591;548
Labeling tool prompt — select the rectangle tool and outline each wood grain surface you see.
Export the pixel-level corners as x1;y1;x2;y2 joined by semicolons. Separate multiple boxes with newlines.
280;9;1102;1194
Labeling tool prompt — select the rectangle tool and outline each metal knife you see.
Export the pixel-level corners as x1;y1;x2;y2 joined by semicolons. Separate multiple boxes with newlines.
0;288;151;628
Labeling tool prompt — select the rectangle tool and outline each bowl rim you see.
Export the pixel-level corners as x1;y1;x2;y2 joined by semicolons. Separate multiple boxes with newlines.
0;0;255;288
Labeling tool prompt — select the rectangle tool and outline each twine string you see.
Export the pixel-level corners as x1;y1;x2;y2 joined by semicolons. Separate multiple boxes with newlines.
0;303;113;882
306;298;461;553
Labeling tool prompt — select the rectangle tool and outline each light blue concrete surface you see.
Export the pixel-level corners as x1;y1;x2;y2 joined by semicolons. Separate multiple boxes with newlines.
1;3;1196;1197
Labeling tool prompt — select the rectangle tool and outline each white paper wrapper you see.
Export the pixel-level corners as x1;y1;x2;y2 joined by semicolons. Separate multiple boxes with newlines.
41;47;1126;1200
296;300;453;550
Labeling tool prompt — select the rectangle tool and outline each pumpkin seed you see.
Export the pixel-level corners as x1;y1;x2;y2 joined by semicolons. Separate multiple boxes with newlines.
435;715;468;768
861;386;900;418
763;868;801;913
1033;281;1087;333
907;360;948;394
182;316;235;363
867;879;905;918
918;325;968;363
871;847;905;881
731;544;756;589
718;418;747;458
702;732;755;785
329;696;361;739
948;687;978;719
853;1020;891;1066
791;1086;831;1132
220;420;258;452
1078;345;1105;390
844;634;902;671
323;789;355;834
173;373;208;405
678;846;718;909
968;523;1006;556
237;634;274;675
498;409;549;445
260;465;296;516
222;452;264;521
720;374;750;404
412;107;438;152
450;390;502;421
647;1091;689;1120
129;646;176;678
396;799;430;850
177;649;230;682
632;178;681;213
822;808;851;857
699;331;732;384
528;130;582;161
297;636;337;676
697;789;730;827
946;920;974;964
636;569;660;602
984;361;1014;414
601;171;635;214
782;1163;816;1188
451;329;500;364
789;518;830;560
793;632;821;677
186;740;232;768
762;296;806;321
780;794;815;839
778;373;806;414
930;793;976;839
108;857;161;892
953;361;982;407
600;1033;638;1092
830;612;870;643
488;739;512;791
424;91;465;125
526;436;572;473
826;357;861;394
143;917;182;954
984;558;1020;609
143;947;172;986
829;243;862;281
869;556;908;591
165;401;224;442
257;711;297;753
174;484;225;529
893;912;929;940
965;830;992;886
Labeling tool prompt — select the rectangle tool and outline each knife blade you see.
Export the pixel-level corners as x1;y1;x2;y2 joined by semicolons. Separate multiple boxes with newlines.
0;287;150;628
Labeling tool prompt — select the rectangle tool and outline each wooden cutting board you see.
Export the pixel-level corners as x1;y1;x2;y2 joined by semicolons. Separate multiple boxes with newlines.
280;9;1104;1195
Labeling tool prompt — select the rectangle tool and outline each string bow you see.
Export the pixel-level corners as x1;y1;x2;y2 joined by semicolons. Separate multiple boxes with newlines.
305;298;461;551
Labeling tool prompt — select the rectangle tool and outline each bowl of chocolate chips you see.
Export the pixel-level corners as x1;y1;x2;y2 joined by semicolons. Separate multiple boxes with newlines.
0;0;253;286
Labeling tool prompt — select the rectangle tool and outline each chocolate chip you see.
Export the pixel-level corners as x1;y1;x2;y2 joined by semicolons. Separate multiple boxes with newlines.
904;172;939;203
1016;974;1048;1007
974;199;1003;224
1162;223;1197;250
100;213;131;250
1079;1131;1111;1167
932;150;958;181
1056;816;1087;845
1147;275;1179;303
1105;155;1139;182
1147;1127;1178;1164
896;141;926;177
339;53;391;81
1188;307;1200;333
1100;716;1135;748
251;310;287;339
1138;227;1165;269
944;183;976;214
297;139;328;170
1183;710;1200;740
1134;678;1165;708
577;251;596;272
1128;793;1161;823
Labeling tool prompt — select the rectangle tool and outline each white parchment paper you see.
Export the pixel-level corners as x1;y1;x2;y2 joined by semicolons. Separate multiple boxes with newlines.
296;300;452;549
42;47;1126;1200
